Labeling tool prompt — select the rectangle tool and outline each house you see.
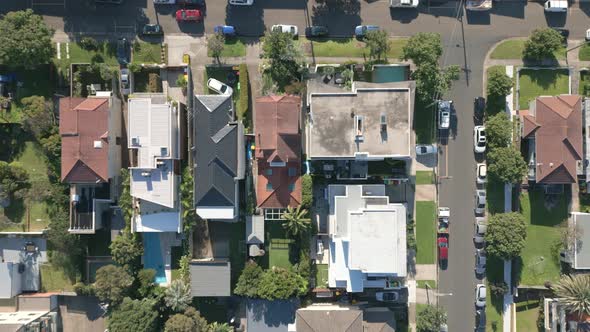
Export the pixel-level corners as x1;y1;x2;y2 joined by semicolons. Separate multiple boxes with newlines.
0;235;47;299
254;96;302;212
520;95;583;185
0;293;59;332
296;304;395;332
128;95;181;233
568;212;590;270
59;95;122;233
327;185;406;293
193;94;245;221
544;297;590;332
246;298;299;332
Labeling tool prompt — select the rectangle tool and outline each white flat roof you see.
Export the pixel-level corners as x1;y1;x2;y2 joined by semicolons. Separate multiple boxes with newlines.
135;209;181;232
196;206;236;220
573;212;590;269
130;161;177;209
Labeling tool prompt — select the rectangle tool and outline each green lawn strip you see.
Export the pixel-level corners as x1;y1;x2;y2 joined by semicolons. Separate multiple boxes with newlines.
40;264;76;292
416;171;434;185
580;71;590;97
579;44;590;61
515;300;541;332
315;264;329;288
208;37;247;57
415;201;436;264
55;42;118;71
518;190;565;285
416;280;436;289
491;39;565;60
518;68;569;109
486;177;505;215
300;37;407;59
132;42;162;64
229;221;246;289
414;99;435;144
486;256;504;331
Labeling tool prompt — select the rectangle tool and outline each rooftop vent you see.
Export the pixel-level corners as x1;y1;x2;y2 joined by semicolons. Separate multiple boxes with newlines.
131;137;140;147
93;140;103;149
160;147;169;157
141;171;151;177
381;114;387;132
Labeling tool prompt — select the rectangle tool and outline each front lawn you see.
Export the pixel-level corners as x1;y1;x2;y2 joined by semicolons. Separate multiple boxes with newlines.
579;43;590;61
315;264;329;288
208;37;247;57
415;201;436;264
518;68;569;109
416;280;436;289
132;41;162;64
416;171;434;185
54;41;118;71
490;39;565;60
516;300;542;332
300;37;407;59
518;190;566;286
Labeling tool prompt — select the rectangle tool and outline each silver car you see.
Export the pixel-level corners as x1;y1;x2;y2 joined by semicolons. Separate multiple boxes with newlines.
475;249;486;277
438;100;452;130
475;284;486;308
474;217;487;246
474;190;486;215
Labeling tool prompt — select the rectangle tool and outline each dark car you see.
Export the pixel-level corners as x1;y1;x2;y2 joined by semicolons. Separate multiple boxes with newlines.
475;309;486;331
116;38;130;65
305;26;328;38
178;0;205;5
142;24;163;36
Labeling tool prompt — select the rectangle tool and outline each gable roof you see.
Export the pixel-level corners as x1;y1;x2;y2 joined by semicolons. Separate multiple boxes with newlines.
529;95;583;184
256;162;301;208
193;95;244;210
296;308;363;332
59;97;110;183
255;95;301;163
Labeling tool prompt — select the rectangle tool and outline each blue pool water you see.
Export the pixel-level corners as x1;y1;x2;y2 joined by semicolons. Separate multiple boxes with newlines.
143;233;167;283
372;65;409;83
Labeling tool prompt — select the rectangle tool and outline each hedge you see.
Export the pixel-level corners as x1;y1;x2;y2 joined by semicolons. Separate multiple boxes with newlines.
238;64;250;129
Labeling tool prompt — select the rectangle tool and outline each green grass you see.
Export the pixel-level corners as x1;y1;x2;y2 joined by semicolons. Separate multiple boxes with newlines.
40;264;76;292
266;221;294;269
579;44;590;61
518;68;569;109
208;37;247;57
486;256;504;331
315;264;329;288
516;300;542;332
416;171;434;185
415;201;436;264
54;42;118;71
518;190;565;286
300;37;407;59
416;280;436;289
491;39;565;60
132;41;162;64
580;71;590;97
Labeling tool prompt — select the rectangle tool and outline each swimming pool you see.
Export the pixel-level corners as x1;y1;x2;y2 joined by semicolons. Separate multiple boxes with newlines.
371;65;409;83
143;233;167;284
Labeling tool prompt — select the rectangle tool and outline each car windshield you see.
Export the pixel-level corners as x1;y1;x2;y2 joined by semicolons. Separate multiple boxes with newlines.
219;85;227;93
384;293;396;300
419;147;426;153
290;27;295;33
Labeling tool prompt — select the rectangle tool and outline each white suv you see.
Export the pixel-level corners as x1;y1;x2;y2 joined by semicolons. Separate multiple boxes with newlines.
207;78;233;96
474;126;486;153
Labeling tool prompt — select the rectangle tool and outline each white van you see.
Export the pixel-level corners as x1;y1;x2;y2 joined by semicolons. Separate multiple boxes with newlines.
544;0;568;12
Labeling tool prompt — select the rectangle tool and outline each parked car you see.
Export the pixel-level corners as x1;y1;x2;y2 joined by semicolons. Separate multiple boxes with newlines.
207;78;233;96
586;29;590;41
271;24;298;36
476;163;487;185
473;126;486;153
120;68;130;95
116;38;130;65
153;0;175;4
175;9;203;22
544;0;567;12
552;27;569;46
474;96;485;124
475;249;486;277
474;190;486;215
355;25;379;38
375;291;402;303
178;0;206;5
416;144;437;155
475;284;487;308
142;24;163;35
305;26;329;38
474;217;487;246
229;0;253;5
438;100;451;130
214;25;236;36
438;236;448;268
475;309;486;331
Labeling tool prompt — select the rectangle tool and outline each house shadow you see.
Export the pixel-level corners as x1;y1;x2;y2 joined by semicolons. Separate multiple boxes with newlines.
465;9;490;25
491;0;525;19
226;3;265;37
389;8;419;23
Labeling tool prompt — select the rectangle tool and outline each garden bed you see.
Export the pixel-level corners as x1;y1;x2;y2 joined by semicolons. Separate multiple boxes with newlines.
133;67;162;93
518;68;569;109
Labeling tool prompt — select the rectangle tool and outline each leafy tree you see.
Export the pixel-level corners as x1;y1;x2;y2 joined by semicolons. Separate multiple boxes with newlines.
234;261;264;298
0;9;54;68
137;269;157;298
47;206;82;258
21;96;53;139
118;168;133;225
109;232;143;271
257;267;308;300
164;279;192;312
183;307;209;331
0;161;30;198
73;282;95;296
487;69;513;97
523;28;563;61
417;305;447;332
107;297;159;332
165;307;209;332
402;32;443;67
281;205;310;238
262;29;303;89
128;63;142;73
486;112;512;150
94;265;134;304
489;281;509;297
484;212;527;259
553;274;590;319
208;322;233;332
301;174;313;210
487;147;527;184
208;33;225;63
365;30;390;61
411;62;460;104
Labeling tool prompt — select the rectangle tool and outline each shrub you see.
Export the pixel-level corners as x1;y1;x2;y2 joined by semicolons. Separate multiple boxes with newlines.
489;281;509;297
179;254;191;284
79;37;98;50
301;174;312;210
128;63;141;73
148;73;161;93
238;64;249;123
176;74;187;89
74;282;95;296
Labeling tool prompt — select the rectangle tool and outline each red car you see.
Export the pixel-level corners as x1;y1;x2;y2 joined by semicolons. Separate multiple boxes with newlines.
437;236;448;267
175;9;202;22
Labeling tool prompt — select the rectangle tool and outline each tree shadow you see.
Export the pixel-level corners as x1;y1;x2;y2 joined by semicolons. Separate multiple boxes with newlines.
0;124;27;161
465;10;490;25
490;1;525;19
311;1;362;37
226;3;265;37
527;188;568;227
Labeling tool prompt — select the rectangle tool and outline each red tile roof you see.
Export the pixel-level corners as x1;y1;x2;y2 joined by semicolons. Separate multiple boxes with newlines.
59;97;110;183
523;95;582;184
255;95;302;208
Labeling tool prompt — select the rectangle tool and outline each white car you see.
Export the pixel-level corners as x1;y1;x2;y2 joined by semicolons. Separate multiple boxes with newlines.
476;163;487;185
475;284;487;308
120;68;130;96
416;144;437;155
474;190;486;215
207;78;233;96
474;217;487;246
475;249;486;276
153;0;175;4
229;0;253;5
474;126;486;153
271;24;298;36
438;100;452;130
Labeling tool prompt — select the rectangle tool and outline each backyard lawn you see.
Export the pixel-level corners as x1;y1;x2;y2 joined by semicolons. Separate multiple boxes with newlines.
132;41;162;64
416;171;434;185
579;43;590;61
54;41;118;71
518;68;569;109
266;220;294;269
40;264;76;292
490;39;565;60
208;37;247;57
515;300;542;332
315;264;329;288
518;190;566;285
415;201;436;264
300;37;407;59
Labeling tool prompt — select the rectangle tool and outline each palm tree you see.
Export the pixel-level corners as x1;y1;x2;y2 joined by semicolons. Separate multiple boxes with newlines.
164;279;192;312
208;322;233;332
553;274;590;319
281;205;310;238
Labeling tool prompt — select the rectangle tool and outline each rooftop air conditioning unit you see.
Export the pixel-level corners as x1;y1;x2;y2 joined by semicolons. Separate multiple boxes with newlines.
141;171;151;177
160;147;168;156
131;137;140;146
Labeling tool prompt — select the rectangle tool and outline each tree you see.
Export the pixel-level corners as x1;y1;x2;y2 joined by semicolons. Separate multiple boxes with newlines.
487;69;513;97
402;33;443;67
365;30;390;61
109;232;143;271
208;322;233;332
0;9;54;68
165;307;209;332
208;33;225;63
164;279;192;312
137;269;157;298
281;205;310;238
234;261;264;298
486;112;512;150
0;161;30;198
411;62;461;104
301;174;313;210
484;212;527;259
416;304;447;332
107;297;159;332
553;274;590;319
523;28;563;61
257;267;308;300
94;265;134;304
21;96;53;139
487;147;527;184
118;168;132;224
262;29;303;89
